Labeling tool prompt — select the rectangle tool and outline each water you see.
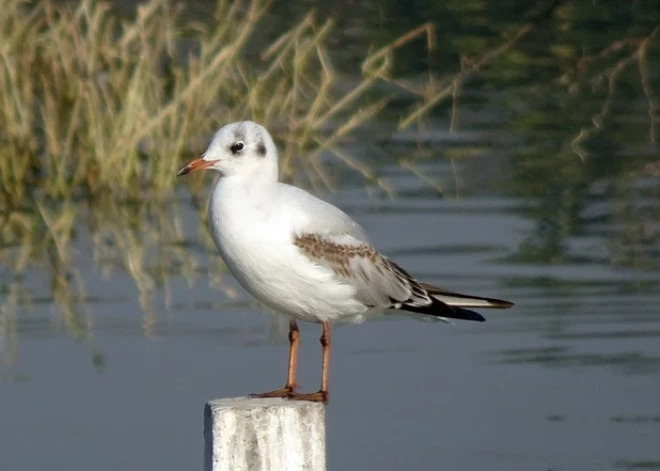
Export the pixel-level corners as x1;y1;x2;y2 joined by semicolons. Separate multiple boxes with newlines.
2;1;660;470
2;152;659;470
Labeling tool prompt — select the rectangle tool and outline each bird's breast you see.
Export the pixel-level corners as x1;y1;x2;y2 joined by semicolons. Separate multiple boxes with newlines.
208;184;291;293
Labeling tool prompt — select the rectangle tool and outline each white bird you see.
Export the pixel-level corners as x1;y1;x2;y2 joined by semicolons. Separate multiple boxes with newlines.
177;121;513;403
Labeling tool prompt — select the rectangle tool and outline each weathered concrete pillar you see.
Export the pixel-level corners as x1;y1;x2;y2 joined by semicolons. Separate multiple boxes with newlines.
204;397;326;471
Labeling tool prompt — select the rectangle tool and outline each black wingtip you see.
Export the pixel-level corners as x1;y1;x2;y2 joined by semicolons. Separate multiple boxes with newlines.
398;301;487;323
456;307;486;322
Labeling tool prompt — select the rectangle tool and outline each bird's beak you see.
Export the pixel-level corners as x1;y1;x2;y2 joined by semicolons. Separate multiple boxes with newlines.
176;157;214;176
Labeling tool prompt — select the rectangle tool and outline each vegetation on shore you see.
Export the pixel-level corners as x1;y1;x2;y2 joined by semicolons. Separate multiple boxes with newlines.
0;0;436;202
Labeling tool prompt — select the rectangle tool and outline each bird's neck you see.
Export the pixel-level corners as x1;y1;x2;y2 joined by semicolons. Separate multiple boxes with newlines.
211;173;278;206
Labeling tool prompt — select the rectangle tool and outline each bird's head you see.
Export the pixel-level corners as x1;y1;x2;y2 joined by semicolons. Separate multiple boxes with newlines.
177;121;278;181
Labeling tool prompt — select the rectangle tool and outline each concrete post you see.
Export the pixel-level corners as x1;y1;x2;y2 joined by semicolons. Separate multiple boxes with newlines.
204;397;326;471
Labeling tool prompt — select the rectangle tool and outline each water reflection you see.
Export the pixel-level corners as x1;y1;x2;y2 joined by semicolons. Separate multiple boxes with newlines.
0;192;219;369
615;460;660;470
2;143;659;371
497;347;660;375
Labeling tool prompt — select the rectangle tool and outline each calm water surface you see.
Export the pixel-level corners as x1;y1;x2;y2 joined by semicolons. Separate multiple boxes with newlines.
1;149;659;470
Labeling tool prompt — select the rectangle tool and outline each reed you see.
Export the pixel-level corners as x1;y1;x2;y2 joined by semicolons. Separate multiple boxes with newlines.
0;0;411;204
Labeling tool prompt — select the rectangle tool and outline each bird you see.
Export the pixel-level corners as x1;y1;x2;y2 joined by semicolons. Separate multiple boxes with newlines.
177;121;513;403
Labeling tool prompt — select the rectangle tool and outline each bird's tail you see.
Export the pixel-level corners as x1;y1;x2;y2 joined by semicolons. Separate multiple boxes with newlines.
397;283;513;323
383;258;513;323
420;282;514;309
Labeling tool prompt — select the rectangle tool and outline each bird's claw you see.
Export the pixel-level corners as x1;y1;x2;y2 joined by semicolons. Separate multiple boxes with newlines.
249;384;297;399
286;390;328;404
249;387;328;404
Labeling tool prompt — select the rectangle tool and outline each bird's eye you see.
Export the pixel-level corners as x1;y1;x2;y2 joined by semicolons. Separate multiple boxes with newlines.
230;141;245;154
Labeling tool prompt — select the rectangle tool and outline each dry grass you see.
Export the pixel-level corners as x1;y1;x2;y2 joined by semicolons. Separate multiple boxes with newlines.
0;0;400;203
0;0;535;205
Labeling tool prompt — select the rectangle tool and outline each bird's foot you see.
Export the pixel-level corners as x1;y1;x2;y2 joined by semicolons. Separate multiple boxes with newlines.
249;384;298;399
287;390;328;404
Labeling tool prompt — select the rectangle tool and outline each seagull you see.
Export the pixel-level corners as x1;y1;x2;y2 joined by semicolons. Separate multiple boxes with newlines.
177;121;513;403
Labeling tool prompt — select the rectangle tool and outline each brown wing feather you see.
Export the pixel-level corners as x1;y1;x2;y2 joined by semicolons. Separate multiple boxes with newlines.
293;233;501;322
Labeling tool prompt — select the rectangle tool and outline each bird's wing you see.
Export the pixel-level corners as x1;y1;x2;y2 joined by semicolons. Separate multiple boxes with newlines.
292;232;492;322
276;184;369;242
279;184;512;322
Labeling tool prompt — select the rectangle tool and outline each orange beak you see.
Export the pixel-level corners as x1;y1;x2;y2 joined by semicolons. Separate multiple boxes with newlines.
176;157;214;176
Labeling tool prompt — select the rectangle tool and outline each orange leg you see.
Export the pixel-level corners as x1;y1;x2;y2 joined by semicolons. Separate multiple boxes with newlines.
288;321;330;404
250;320;300;398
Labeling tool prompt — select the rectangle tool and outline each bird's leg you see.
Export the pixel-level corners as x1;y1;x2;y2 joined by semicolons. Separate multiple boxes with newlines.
250;320;300;398
320;321;330;396
288;321;330;404
286;320;301;390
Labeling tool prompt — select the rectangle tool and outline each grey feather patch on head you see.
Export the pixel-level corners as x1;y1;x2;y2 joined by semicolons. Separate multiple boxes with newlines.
232;125;246;142
256;140;267;157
